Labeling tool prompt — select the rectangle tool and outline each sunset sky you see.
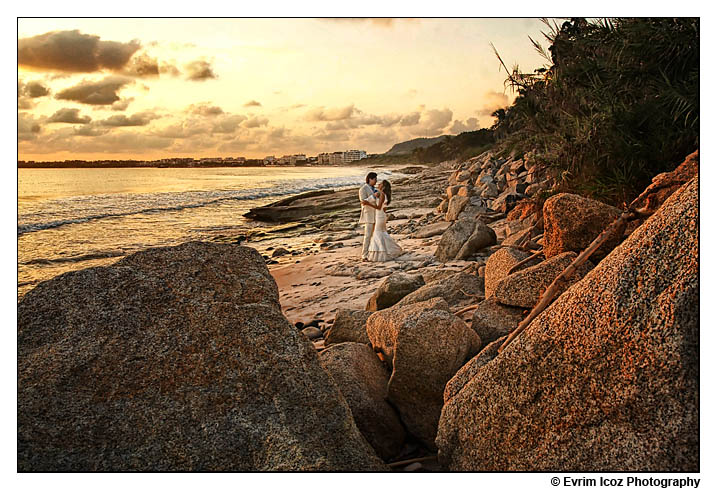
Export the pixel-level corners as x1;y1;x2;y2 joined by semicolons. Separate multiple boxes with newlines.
18;18;552;161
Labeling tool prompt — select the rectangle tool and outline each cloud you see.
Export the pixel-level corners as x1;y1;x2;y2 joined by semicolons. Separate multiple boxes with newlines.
18;30;141;73
187;103;224;117
243;116;269;128
47;108;92;124
185;60;217;81
159;62;181;77
73;124;110;137
305;105;356;121
450;117;481;134
476;91;510;116
399;112;421;126
98;112;160;127
415;108;453;136
18;98;34;110
153;120;208;139
22;81;51;98
244;100;262;107
111;97;134;111
123;53;160;77
18;113;43;141
55;76;133;105
211;114;248;134
73;131;174;153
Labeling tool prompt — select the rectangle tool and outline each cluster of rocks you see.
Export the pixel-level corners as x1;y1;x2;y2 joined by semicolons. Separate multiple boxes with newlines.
17;150;699;471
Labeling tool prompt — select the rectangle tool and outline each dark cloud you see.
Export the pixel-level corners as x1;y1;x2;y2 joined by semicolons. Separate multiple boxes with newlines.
48;108;92;124
55;76;133;105
305;105;356;122
187;103;224;117
18;113;43;141
18;30;141;73
124;54;160;77
23;81;51;98
98;112;160;127
185;60;217;81
244;100;262;107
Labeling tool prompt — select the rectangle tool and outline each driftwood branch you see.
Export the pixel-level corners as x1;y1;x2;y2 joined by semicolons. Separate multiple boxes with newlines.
499;209;637;353
496;244;541;254
453;304;480;316
507;250;544;276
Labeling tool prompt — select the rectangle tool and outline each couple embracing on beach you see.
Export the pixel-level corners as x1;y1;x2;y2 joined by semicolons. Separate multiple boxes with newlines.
358;172;403;262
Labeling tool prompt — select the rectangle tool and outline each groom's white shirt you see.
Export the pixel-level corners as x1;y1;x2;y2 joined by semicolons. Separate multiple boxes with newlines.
358;183;376;224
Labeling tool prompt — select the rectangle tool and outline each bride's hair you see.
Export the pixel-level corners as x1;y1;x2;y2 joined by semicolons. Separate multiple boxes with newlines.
381;180;392;205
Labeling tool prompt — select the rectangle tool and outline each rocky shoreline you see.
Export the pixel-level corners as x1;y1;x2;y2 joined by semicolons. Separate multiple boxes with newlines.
17;151;699;471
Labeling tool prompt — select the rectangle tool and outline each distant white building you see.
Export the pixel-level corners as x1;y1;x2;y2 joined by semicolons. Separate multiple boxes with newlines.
263;156;277;165
342;150;367;163
277;154;307;165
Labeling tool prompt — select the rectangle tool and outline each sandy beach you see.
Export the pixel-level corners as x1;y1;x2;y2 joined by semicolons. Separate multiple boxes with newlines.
240;166;479;332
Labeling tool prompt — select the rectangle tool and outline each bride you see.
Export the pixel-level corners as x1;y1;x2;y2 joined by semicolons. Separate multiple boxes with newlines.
366;180;403;262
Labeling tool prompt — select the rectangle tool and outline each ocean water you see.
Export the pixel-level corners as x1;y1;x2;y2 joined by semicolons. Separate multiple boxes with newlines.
18;166;390;297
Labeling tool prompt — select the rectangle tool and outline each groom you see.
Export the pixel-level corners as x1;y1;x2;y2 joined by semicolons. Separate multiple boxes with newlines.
358;172;378;261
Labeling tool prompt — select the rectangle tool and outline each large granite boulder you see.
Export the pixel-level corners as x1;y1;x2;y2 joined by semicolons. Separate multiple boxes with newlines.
437;177;698;471
470;298;525;348
434;218;474;261
484;247;541;298
319;343;406;461
324;309;373;346
443;336;506;403
493;251;593;308
18;242;386;471
435;219;496;262
543;193;623;261
366;298;481;450
395;272;484;310
366;272;425;311
455;221;496;260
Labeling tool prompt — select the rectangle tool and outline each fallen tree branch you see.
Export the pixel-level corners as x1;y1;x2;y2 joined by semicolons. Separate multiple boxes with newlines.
497;163;695;354
499;209;637;353
507;250;544;276
454;304;480;316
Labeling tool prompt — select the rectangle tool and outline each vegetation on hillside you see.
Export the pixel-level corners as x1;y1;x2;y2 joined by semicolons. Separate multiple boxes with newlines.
490;18;699;204
412;129;495;164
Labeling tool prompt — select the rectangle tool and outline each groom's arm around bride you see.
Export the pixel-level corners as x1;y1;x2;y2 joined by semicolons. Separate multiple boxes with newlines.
358;172;378;261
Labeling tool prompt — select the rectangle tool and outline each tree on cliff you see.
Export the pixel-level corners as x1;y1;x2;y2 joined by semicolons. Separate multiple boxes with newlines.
491;18;699;204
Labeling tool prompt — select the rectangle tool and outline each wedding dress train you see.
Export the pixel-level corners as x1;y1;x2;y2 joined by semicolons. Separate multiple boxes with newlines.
367;205;403;262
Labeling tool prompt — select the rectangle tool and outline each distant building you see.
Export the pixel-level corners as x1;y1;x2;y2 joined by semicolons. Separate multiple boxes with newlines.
343;149;367;163
277;154;307;165
263;156;277;165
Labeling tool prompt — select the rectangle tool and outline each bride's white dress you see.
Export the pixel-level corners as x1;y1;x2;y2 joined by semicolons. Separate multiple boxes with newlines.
367;199;403;262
